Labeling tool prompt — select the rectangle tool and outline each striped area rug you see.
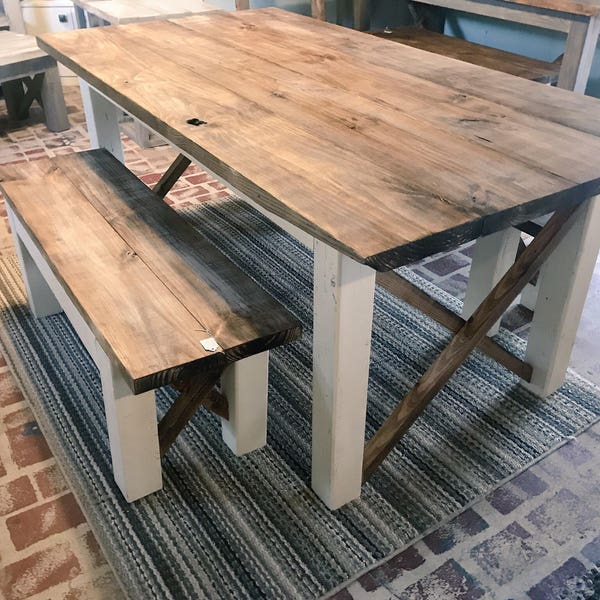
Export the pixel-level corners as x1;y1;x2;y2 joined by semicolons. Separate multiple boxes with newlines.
0;198;599;599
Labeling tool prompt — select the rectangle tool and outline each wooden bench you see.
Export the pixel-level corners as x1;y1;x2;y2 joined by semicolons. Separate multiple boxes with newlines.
370;27;561;83
0;31;69;132
0;149;301;502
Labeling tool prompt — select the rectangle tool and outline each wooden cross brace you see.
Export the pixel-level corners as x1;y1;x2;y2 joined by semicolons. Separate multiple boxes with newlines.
153;154;191;198
362;203;583;481
157;365;228;457
4;73;45;121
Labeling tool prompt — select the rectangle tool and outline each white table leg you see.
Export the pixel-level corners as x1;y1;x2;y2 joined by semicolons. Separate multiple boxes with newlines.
525;195;600;397
96;342;162;502
41;66;69;133
221;351;269;455
8;210;62;318
312;240;376;509
79;79;124;162
463;227;522;336
558;16;600;93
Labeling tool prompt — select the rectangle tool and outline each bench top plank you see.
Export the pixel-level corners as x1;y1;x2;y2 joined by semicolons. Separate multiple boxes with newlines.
72;0;219;25
0;31;54;82
0;150;300;393
504;0;600;17
38;9;600;270
370;27;561;83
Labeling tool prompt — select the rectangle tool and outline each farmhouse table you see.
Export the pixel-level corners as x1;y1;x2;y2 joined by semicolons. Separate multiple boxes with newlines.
38;7;600;509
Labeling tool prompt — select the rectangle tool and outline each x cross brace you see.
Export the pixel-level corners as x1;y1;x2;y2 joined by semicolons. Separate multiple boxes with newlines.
362;202;582;480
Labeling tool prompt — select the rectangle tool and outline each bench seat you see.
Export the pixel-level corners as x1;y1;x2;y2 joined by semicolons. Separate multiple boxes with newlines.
370;27;561;83
0;31;69;132
0;149;301;501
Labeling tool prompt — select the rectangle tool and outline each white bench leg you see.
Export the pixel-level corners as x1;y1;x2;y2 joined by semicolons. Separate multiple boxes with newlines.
311;240;376;509
79;79;124;162
220;351;269;455
463;227;522;336
525;195;600;397
42;67;70;131
41;66;69;133
96;344;162;502
8;210;62;318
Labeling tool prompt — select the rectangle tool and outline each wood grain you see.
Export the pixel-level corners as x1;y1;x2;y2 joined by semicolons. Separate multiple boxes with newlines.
71;0;219;24
370;27;561;83
504;0;600;17
0;150;301;393
38;9;600;270
363;203;582;479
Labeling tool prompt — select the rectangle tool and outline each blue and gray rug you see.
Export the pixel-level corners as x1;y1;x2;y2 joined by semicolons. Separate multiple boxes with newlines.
0;198;598;599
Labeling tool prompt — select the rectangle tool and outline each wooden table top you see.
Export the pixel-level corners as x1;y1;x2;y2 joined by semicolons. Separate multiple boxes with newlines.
72;0;218;25
38;8;600;270
502;0;600;16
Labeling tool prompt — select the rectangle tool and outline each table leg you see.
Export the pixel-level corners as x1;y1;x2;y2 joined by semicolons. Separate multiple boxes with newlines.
558;16;600;93
79;80;124;162
525;195;600;397
462;227;521;336
312;240;376;509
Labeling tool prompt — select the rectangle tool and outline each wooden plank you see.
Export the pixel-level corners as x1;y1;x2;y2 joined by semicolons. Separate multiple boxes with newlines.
376;270;533;381
72;0;219;24
53;151;301;359
37;10;600;270
0;150;300;392
503;0;600;17
164;12;600;185
0;32;55;83
407;0;573;31
154;154;191;198
159;367;223;456
231;9;600;137
370;27;561;82
363;202;582;480
1;168;222;393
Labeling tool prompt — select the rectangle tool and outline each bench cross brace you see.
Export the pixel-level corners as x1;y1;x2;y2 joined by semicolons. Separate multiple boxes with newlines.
158;366;227;456
363;203;582;480
4;73;45;121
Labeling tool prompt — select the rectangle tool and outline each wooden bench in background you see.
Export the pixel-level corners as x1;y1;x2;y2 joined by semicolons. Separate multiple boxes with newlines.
370;26;561;83
0;31;69;132
0;149;301;502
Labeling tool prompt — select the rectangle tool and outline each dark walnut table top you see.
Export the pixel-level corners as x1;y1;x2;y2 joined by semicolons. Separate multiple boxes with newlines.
39;8;600;270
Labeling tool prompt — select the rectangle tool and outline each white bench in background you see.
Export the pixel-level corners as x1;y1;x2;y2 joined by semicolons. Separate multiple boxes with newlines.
0;31;69;131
